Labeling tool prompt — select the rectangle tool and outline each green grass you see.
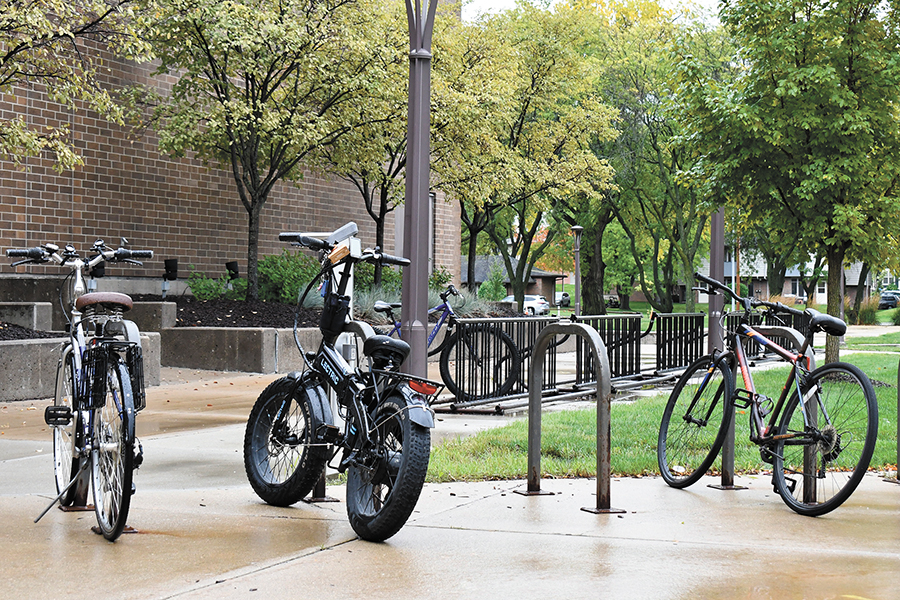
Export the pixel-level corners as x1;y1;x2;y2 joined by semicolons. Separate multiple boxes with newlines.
427;352;899;482
845;330;900;351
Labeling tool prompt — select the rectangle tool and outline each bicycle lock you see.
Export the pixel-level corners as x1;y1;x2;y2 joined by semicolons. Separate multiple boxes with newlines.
515;321;625;514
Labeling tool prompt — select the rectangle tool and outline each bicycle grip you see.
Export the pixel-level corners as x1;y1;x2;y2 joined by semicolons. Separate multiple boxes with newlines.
379;252;410;267
114;248;153;260
6;247;44;259
279;233;329;251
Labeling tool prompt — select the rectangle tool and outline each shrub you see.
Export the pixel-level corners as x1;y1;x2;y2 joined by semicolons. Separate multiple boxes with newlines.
429;265;453;290
892;307;900;326
857;297;879;325
478;263;507;301
354;261;403;295
257;250;321;304
186;267;249;301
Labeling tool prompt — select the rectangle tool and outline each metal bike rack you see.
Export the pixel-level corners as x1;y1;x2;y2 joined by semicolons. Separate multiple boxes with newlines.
884;356;900;485
515;321;624;514
711;325;816;491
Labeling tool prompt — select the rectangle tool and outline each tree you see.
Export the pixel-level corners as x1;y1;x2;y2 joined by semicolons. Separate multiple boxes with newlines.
136;0;386;300
0;0;142;169
580;0;729;313
678;0;900;361
445;5;617;312
314;6;510;285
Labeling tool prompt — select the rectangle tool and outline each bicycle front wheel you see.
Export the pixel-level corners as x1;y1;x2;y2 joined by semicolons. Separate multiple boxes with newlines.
91;359;135;541
658;355;735;488
243;377;330;506
439;324;520;402
346;394;430;542
53;351;81;506
772;362;877;516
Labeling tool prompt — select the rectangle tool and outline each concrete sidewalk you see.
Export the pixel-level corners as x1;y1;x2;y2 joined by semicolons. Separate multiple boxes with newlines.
1;364;899;599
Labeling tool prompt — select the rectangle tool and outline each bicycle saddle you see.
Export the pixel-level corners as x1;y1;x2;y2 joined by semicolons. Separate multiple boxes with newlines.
373;301;402;313
807;309;846;337
75;292;133;312
364;334;410;368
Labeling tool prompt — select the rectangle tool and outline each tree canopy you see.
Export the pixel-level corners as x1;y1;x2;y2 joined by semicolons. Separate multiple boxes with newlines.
678;0;900;359
0;0;142;169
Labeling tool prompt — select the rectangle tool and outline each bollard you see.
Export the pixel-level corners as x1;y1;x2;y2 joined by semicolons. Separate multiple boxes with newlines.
884;356;900;485
514;322;624;514
709;325;815;491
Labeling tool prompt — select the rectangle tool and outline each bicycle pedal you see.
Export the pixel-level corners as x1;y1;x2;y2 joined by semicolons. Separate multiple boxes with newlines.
44;405;72;427
759;446;775;465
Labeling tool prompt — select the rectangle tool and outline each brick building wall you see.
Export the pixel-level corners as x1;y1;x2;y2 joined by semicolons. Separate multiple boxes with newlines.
0;55;460;288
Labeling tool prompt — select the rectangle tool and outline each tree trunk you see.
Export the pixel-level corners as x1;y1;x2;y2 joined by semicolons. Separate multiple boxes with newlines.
466;233;479;292
246;203;262;301
825;244;846;364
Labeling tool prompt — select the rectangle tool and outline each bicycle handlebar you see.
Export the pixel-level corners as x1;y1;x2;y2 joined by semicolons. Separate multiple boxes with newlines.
694;272;806;319
279;233;330;251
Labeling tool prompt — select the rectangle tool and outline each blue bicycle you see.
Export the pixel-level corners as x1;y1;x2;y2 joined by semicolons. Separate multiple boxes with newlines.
373;285;520;402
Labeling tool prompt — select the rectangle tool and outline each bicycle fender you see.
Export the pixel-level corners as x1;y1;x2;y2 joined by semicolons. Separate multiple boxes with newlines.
286;371;333;427
104;319;142;347
394;384;435;429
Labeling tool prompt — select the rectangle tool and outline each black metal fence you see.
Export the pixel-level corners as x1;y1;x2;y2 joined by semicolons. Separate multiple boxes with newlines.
655;313;705;372
574;314;643;383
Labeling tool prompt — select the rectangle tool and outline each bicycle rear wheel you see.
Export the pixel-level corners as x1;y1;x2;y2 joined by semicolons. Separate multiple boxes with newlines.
439;324;520;402
772;362;877;516
658;355;734;488
91;359;134;541
52;352;81;506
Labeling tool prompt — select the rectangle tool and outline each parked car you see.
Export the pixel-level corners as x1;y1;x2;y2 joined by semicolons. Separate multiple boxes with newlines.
502;294;550;315
554;292;570;307
878;292;900;310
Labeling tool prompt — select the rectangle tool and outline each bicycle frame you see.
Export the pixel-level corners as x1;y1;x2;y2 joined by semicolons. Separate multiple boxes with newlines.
384;296;455;349
727;320;816;445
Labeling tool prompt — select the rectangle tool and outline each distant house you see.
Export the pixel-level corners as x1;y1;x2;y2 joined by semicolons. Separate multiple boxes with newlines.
460;256;566;304
697;253;873;304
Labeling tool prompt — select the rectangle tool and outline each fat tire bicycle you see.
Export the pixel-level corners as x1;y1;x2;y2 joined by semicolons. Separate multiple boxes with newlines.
7;239;152;540
243;222;441;542
657;272;878;516
372;284;520;402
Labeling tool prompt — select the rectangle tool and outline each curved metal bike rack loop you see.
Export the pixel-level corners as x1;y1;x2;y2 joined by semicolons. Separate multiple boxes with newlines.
515;321;625;514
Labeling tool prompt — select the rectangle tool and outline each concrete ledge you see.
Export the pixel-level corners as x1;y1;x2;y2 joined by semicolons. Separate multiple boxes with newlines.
130;302;177;331
161;327;323;373
0;333;161;402
0;302;53;331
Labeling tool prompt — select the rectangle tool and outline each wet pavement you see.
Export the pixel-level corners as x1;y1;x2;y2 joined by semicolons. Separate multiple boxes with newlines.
1;352;899;599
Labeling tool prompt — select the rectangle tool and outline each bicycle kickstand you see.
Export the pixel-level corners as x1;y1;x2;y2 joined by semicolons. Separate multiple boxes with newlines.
33;459;90;524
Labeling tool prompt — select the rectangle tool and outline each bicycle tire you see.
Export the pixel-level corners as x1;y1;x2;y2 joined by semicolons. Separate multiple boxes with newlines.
346;394;430;542
658;355;735;488
243;377;330;506
771;362;877;516
91;359;134;541
439;324;520;402
52;351;81;506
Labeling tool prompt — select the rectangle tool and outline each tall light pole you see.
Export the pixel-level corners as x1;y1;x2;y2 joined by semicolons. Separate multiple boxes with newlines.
401;0;438;378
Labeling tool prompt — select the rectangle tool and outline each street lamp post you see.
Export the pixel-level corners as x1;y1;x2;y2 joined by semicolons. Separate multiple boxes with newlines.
401;0;438;378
